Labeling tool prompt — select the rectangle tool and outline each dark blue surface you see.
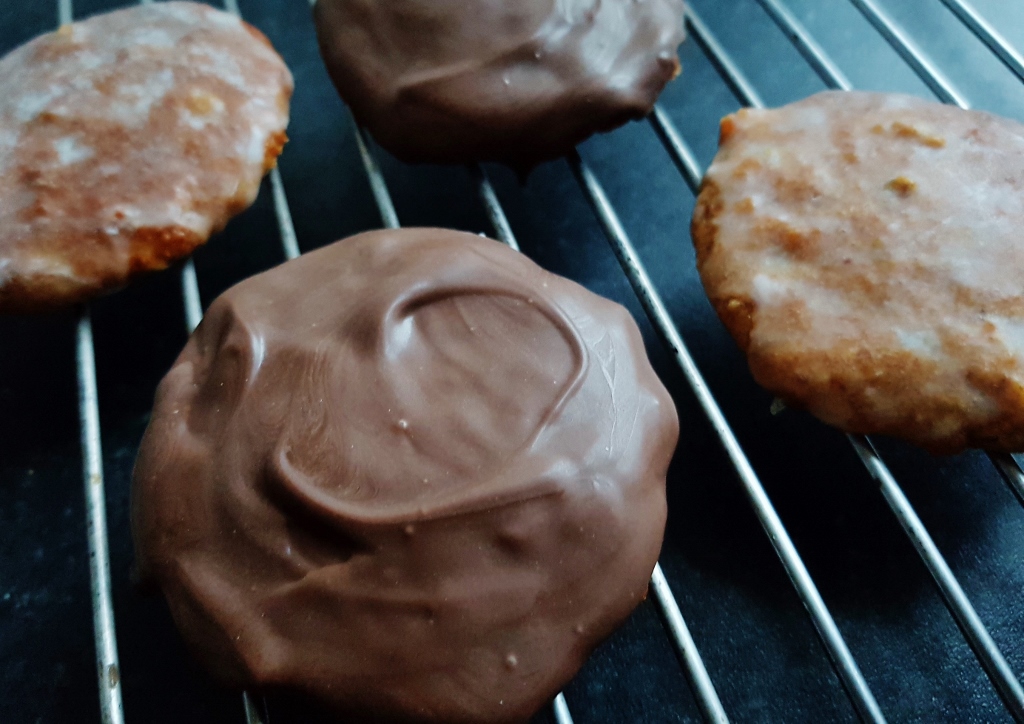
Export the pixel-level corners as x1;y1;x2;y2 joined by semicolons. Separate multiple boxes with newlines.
1;0;1023;722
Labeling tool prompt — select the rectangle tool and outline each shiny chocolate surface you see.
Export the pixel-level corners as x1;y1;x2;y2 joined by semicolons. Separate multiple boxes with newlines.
313;0;685;170
131;228;677;723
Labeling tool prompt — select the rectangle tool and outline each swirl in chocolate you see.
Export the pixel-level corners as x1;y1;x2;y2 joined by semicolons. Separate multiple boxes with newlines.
313;0;685;170
132;228;678;723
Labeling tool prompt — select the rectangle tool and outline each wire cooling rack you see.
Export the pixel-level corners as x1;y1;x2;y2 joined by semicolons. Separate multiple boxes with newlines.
3;0;1023;722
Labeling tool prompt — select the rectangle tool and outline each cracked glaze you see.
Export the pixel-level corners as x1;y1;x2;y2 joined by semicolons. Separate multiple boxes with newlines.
0;2;292;312
693;91;1024;453
132;228;678;723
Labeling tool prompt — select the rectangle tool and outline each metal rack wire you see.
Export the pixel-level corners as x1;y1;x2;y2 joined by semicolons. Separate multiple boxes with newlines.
52;0;1024;722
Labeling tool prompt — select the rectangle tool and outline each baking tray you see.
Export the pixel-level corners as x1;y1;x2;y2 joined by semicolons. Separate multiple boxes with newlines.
1;0;1023;722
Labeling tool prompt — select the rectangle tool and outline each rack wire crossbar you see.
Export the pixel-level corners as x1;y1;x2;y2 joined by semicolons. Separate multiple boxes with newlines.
565;145;884;722
76;311;124;724
55;0;1024;722
936;0;1024;83
57;0;126;722
471;162;727;724
849;0;968;106
338;131;584;724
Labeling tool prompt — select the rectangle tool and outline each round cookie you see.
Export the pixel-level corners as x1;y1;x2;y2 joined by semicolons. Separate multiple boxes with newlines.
693;90;1024;454
0;2;292;313
132;228;678;723
313;0;685;170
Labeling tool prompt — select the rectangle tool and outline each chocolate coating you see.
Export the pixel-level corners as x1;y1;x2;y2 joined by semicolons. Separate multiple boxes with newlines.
132;229;678;723
313;0;685;170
